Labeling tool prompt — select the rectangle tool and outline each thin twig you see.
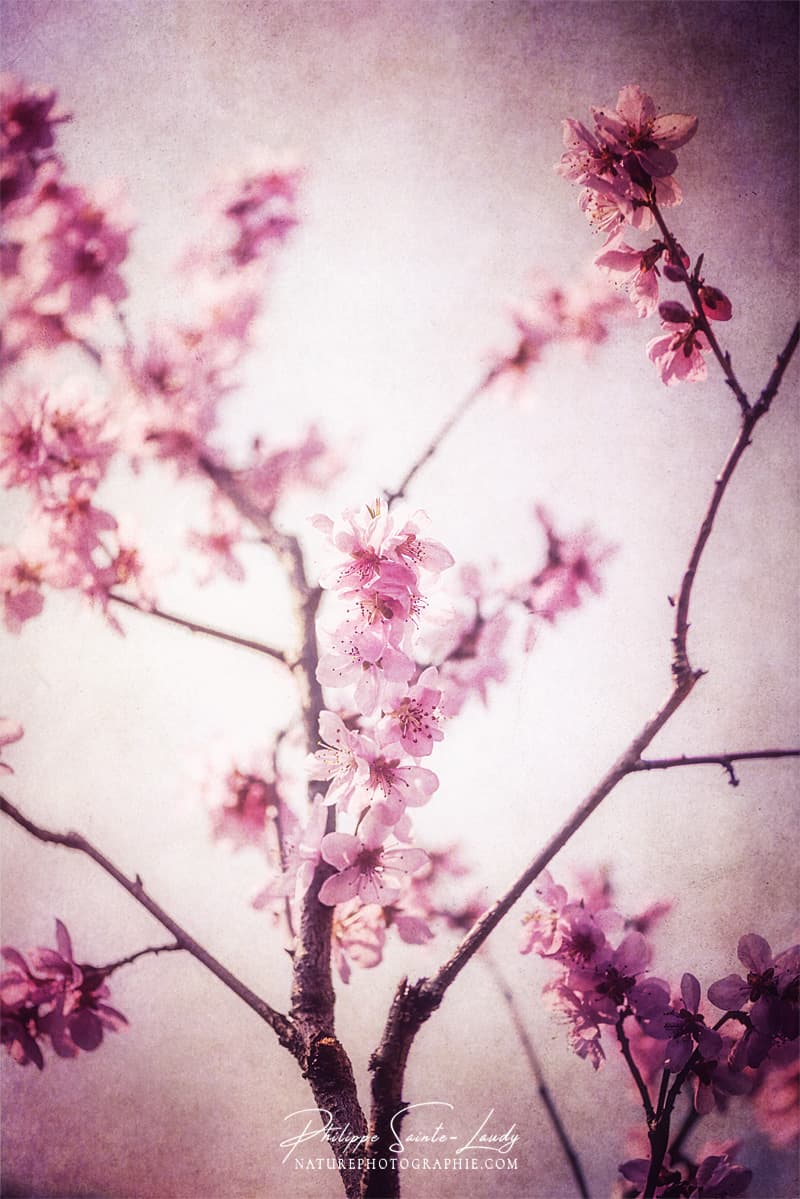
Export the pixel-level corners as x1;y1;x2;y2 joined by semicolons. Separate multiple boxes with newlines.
484;953;590;1198
0;794;299;1052
648;199;749;415
633;748;800;788
99;941;183;975
616;1013;655;1124
109;594;289;665
385;362;503;504
670;323;800;681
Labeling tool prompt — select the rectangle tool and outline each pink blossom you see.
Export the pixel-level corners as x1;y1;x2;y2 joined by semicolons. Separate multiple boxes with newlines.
19;178;132;319
204;149;302;268
707;934;799;1066
308;710;368;811
331;900;386;984
352;731;439;826
318;825;428;907
316;621;414;716
647;307;711;386
383;666;443;758
1;920;127;1068
594;239;665;317
210;768;279;851
0;75;68;206
642;972;723;1072
592;84;698;181
0;719;23;774
243;425;340;514
519;505;614;631
691;1152;752;1197
0;386;47;490
435;609;510;716
188;500;246;584
0;543;45;632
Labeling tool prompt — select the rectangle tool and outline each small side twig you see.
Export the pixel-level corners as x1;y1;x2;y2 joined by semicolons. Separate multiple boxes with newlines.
99;941;183;975
0;794;299;1053
632;748;800;788
483;953;589;1198
109;594;290;665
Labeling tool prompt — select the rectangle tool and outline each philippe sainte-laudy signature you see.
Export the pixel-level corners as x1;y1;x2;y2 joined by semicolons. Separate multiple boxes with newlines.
279;1102;520;1164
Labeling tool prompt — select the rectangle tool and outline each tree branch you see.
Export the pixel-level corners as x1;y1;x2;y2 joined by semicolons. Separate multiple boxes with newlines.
108;594;290;665
0;793;299;1053
196;457;367;1199
632;748;800;787
670;322;799;681
362;322;799;1197
484;953;589;1198
616;1013;655;1125
99;941;184;975
648;199;749;415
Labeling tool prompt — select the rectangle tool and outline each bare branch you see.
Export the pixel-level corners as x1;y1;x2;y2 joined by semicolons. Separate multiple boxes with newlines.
385;362;503;505
633;748;800;788
99;941;184;975
616;1013;655;1125
755;321;800;414
669;330;798;684
483;953;589;1198
109;594;290;665
0;793;299;1053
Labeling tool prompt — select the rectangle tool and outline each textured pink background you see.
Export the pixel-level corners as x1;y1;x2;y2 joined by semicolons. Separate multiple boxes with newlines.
1;3;798;1197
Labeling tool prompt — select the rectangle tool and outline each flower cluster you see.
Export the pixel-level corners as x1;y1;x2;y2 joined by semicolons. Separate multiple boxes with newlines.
523;873;798;1196
557;84;697;240
1;920;127;1069
496;273;630;386
309;502;455;907
1;75;131;365
558;85;733;387
0;376;153;631
619;1147;752;1198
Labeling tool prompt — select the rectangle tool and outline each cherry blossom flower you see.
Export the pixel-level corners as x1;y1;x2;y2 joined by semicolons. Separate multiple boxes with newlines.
647;303;711;386
691;1152;752;1198
307;711;368;812
708;934;799;1066
383;666;443;758
642;972;723;1072
0;75;69;206
18;178;132;320
0;542;46;632
188;499;246;584
318;826;428;907
0;719;23;774
202;149;302;268
331;900;386;984
698;285;733;322
592;84;698;182
1;920;127;1068
518;505;614;632
210;769;279;851
316;621;414;716
594;239;665;318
